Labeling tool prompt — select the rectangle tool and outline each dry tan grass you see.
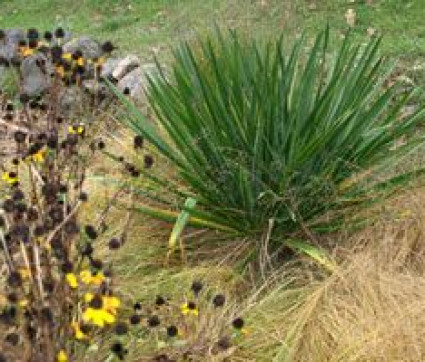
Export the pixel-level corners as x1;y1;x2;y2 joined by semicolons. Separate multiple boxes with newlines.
238;191;425;361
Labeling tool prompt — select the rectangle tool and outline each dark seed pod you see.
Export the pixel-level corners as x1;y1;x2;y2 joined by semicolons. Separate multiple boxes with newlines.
191;280;203;296
148;315;160;327
167;325;178;337
55;28;65;39
5;332;19;346
130;314;141;325
114;322;128;335
232;317;244;329
84;225;97;240
213;294;226;307
7;271;22;288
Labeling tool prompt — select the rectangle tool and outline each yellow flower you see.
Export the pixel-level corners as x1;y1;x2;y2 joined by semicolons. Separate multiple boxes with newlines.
84;293;120;314
62;53;72;61
19;267;31;279
80;270;105;286
71;321;88;340
66;273;78;289
19;299;29;308
83;307;115;327
68;124;85;135
77;57;85;67
95;57;105;66
27;148;46;163
103;295;120;314
57;350;68;362
181;302;199;316
22;47;35;57
2;171;19;185
84;292;94;303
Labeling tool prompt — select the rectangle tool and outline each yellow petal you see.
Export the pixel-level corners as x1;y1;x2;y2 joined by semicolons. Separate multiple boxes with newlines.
84;292;94;303
101;310;116;324
80;270;92;284
19;268;31;279
19;299;29;308
66;273;78;289
90;273;105;286
103;295;120;309
71;322;87;340
181;304;189;315
57;350;68;362
23;48;35;57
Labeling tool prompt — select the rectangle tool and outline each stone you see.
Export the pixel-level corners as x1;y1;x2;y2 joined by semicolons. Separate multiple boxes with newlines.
117;63;158;99
101;57;121;79
112;55;140;80
0;29;26;65
20;53;52;97
117;67;143;99
62;36;102;59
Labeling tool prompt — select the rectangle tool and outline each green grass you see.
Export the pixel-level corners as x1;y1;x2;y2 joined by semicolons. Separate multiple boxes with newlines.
1;0;425;66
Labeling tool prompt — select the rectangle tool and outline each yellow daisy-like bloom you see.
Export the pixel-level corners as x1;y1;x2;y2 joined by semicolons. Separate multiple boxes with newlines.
80;270;105;286
83;307;115;327
77;57;85;67
95;57;105;66
57;350;68;362
2;171;19;185
27;148;46;163
19;267;31;279
84;292;95;303
22;47;35;57
68;124;85;135
71;321;88;340
84;293;120;314
62;53;72;61
66;273;78;289
19;299;29;308
103;295;121;314
181;302;199;316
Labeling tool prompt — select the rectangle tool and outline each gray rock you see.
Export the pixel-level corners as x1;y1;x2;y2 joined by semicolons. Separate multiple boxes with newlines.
117;64;158;99
20;53;52;96
112;55;140;80
101;57;121;78
117;67;143;99
0;29;25;64
63;36;102;59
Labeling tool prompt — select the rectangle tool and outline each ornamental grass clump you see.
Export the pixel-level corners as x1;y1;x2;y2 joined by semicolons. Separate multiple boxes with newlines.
115;29;425;244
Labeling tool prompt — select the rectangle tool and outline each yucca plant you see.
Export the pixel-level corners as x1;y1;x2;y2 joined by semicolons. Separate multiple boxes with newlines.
113;29;425;242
